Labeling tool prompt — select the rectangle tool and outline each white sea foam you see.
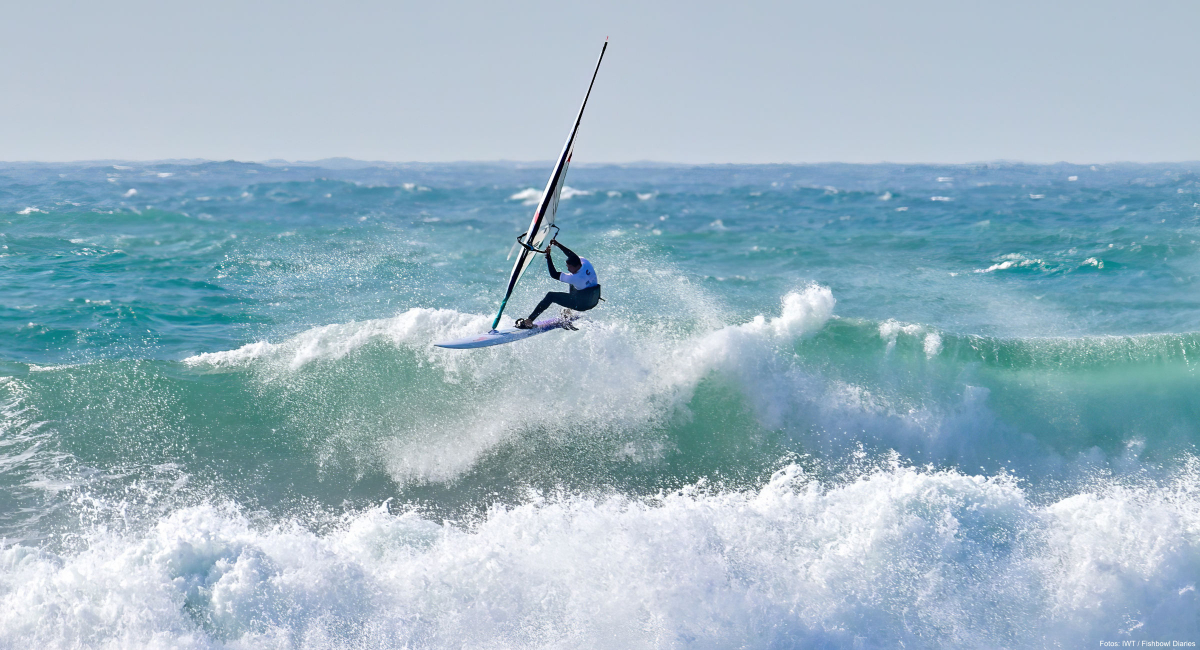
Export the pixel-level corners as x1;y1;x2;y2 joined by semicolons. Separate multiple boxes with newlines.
923;331;943;357
509;188;541;205
509;186;589;206
559;186;590;199
27;364;77;372
979;260;1019;272
1;461;1196;648
878;318;922;340
877;319;942;359
878;318;918;351
975;253;1045;273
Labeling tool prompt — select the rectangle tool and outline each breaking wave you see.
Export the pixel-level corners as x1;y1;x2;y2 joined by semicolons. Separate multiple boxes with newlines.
2;460;1197;648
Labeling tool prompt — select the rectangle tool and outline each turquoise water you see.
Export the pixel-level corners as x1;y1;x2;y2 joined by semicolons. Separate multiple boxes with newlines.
1;160;1199;647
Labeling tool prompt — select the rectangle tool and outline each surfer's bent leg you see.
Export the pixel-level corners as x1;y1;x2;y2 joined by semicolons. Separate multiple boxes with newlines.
526;286;601;322
527;292;572;321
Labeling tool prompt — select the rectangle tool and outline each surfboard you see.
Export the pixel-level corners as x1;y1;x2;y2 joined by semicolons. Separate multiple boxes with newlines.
434;315;580;350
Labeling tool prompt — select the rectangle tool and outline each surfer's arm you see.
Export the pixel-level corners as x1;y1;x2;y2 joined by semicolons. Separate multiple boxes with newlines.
546;249;561;280
553;241;582;267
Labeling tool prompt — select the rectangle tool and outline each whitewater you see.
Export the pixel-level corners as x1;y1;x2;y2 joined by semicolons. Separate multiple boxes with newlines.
1;160;1198;648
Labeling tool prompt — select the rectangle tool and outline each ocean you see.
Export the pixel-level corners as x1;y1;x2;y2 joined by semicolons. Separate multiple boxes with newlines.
1;160;1198;648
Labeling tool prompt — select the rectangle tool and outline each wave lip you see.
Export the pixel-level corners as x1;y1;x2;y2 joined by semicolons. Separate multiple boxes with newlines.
184;308;486;370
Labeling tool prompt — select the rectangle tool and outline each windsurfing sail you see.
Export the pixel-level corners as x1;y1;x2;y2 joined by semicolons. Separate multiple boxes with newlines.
490;40;608;330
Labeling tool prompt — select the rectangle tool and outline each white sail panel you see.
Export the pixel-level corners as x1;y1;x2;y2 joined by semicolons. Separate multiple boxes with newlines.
510;147;573;286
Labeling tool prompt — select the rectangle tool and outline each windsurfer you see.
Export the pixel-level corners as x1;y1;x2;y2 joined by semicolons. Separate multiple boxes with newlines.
515;240;601;328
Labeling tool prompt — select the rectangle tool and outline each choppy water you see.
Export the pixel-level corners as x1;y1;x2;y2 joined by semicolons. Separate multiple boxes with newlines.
1;160;1199;648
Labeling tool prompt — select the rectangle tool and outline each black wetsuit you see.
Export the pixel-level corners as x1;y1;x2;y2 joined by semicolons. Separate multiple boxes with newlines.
526;243;601;321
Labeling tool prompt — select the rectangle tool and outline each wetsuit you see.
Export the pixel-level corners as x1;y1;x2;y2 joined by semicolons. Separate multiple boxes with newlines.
526;243;601;322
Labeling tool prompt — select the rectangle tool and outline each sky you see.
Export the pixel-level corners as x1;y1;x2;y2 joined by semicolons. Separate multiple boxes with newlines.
2;0;1198;164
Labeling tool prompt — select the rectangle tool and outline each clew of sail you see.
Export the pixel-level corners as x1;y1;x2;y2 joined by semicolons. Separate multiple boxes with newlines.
491;41;607;331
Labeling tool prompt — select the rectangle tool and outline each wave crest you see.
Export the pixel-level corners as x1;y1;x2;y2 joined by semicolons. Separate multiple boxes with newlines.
182;287;835;485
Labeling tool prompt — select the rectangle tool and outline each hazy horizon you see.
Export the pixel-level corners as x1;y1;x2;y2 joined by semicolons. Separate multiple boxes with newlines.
4;157;1200;168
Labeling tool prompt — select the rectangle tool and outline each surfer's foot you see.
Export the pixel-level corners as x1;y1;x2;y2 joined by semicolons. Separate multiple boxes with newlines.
515;318;534;329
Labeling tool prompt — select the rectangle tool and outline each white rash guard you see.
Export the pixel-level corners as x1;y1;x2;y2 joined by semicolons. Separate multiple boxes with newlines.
558;258;598;290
